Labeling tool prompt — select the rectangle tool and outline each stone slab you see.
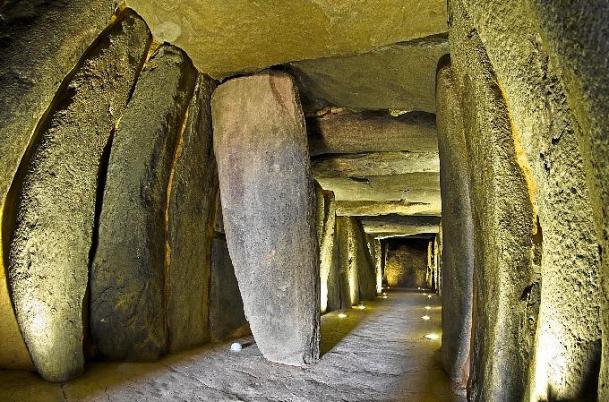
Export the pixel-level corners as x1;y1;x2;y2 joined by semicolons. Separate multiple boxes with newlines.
90;45;197;361
312;152;439;179
166;74;218;353
125;0;447;78
291;35;449;113
0;0;117;371
7;12;149;381
308;111;437;156
436;64;474;388
335;201;441;217
316;172;440;203
212;71;320;366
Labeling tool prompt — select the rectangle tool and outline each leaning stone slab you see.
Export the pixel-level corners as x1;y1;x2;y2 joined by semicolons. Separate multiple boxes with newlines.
7;12;150;382
212;71;320;366
166;74;218;353
0;0;116;371
90;45;197;361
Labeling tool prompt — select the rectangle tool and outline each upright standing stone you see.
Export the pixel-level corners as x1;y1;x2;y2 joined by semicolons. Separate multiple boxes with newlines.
450;6;538;399
436;63;474;389
335;216;360;307
0;0;116;371
353;220;377;301
90;45;197;361
212;71;320;366
7;13;150;382
318;189;338;313
166;74;218;353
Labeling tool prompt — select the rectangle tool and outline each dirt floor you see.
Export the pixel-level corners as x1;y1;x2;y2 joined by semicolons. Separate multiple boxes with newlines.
0;289;465;401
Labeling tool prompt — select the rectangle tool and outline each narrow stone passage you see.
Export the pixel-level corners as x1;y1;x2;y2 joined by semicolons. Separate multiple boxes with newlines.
0;290;464;402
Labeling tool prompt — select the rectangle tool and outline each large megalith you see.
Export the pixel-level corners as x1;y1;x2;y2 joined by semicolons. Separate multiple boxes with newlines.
0;0;118;371
317;189;339;313
90;45;197;361
166;74;218;353
212;71;320;366
335;216;360;307
352;220;377;301
436;63;474;389
6;12;150;382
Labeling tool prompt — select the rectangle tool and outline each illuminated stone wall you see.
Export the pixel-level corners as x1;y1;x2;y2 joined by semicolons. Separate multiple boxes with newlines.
385;239;428;289
436;62;474;390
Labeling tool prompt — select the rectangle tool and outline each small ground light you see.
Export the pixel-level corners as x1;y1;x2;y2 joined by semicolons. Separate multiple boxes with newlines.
381;294;388;299
425;306;431;310
427;295;432;299
425;333;440;341
337;313;347;318
354;304;366;310
421;315;431;320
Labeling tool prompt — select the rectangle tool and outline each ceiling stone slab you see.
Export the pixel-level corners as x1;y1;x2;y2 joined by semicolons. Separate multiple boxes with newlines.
308;111;437;156
315;172;440;202
361;215;441;236
335;201;441;217
126;0;447;79
312;151;439;178
291;35;449;112
375;232;437;240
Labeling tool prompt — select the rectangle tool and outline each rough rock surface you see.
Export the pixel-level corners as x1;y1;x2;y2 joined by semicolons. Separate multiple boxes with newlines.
361;216;441;237
436;64;474;388
368;237;384;294
291;35;449;113
212;71;320;366
385;240;429;288
0;0;117;371
352;221;378;301
334;217;360;308
449;6;539;400
0;291;464;402
317;172;440;204
527;3;609;398
333;217;377;306
312;152;439;178
308;111;437;156
453;1;602;399
336;200;441;217
7;13;149;382
166;74;217;353
316;189;339;313
208;238;248;342
90;45;197;361
125;0;447;79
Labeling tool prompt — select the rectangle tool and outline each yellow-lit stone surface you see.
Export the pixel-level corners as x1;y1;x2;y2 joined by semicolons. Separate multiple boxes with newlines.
0;0;118;370
125;0;447;79
291;35;449;112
